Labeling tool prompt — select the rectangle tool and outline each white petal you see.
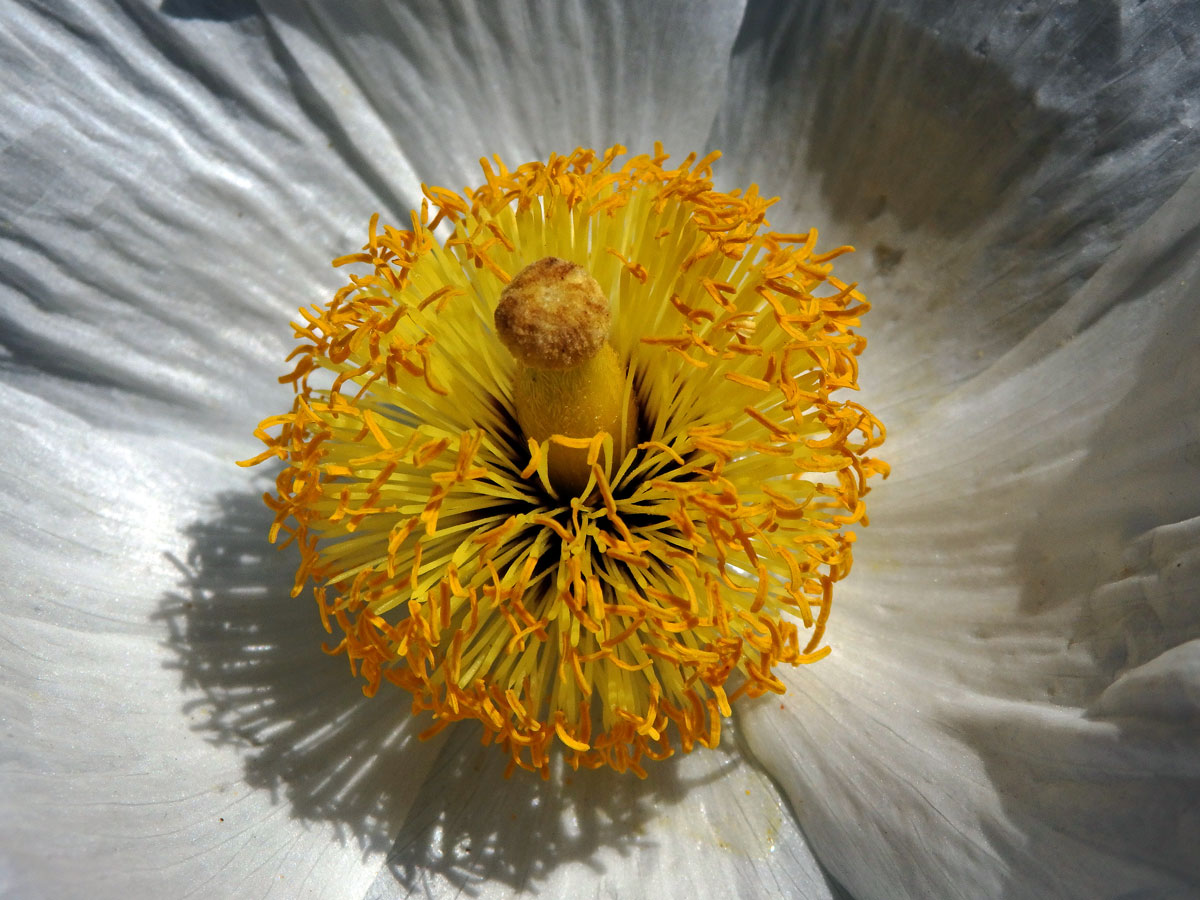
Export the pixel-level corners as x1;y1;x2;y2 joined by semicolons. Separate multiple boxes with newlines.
362;719;836;900
0;383;451;898
740;153;1200;896
0;1;404;423
259;0;748;188
711;1;1200;425
2;4;833;898
0;4;452;893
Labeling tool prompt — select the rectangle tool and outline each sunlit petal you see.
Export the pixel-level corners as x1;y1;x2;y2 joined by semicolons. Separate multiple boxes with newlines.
259;0;748;187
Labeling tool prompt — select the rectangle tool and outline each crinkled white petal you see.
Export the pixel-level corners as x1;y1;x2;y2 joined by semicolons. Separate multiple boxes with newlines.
740;146;1200;898
0;1;403;424
259;0;747;190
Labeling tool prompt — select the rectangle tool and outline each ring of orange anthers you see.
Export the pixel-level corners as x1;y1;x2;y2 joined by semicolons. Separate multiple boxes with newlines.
243;145;887;778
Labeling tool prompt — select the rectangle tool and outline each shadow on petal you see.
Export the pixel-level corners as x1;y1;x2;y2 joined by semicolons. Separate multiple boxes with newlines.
714;0;1200;415
1011;207;1200;697
956;696;1200;898
965;185;1200;896
156;488;439;855
160;0;259;22
376;722;738;896
157;487;726;894
724;1;1084;236
802;6;1071;237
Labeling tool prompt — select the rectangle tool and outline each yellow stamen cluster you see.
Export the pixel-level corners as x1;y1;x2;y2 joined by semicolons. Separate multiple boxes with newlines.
243;145;887;777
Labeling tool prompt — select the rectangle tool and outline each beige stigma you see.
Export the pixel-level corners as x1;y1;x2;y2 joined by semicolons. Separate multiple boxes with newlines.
494;257;612;370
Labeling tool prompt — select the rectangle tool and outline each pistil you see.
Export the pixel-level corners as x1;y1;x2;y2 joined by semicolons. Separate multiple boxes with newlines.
494;257;637;495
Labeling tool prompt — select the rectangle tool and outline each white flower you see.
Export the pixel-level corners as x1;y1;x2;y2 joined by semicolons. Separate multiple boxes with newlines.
2;2;1198;899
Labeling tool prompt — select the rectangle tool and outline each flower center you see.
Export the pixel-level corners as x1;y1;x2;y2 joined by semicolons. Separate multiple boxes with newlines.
243;145;887;777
